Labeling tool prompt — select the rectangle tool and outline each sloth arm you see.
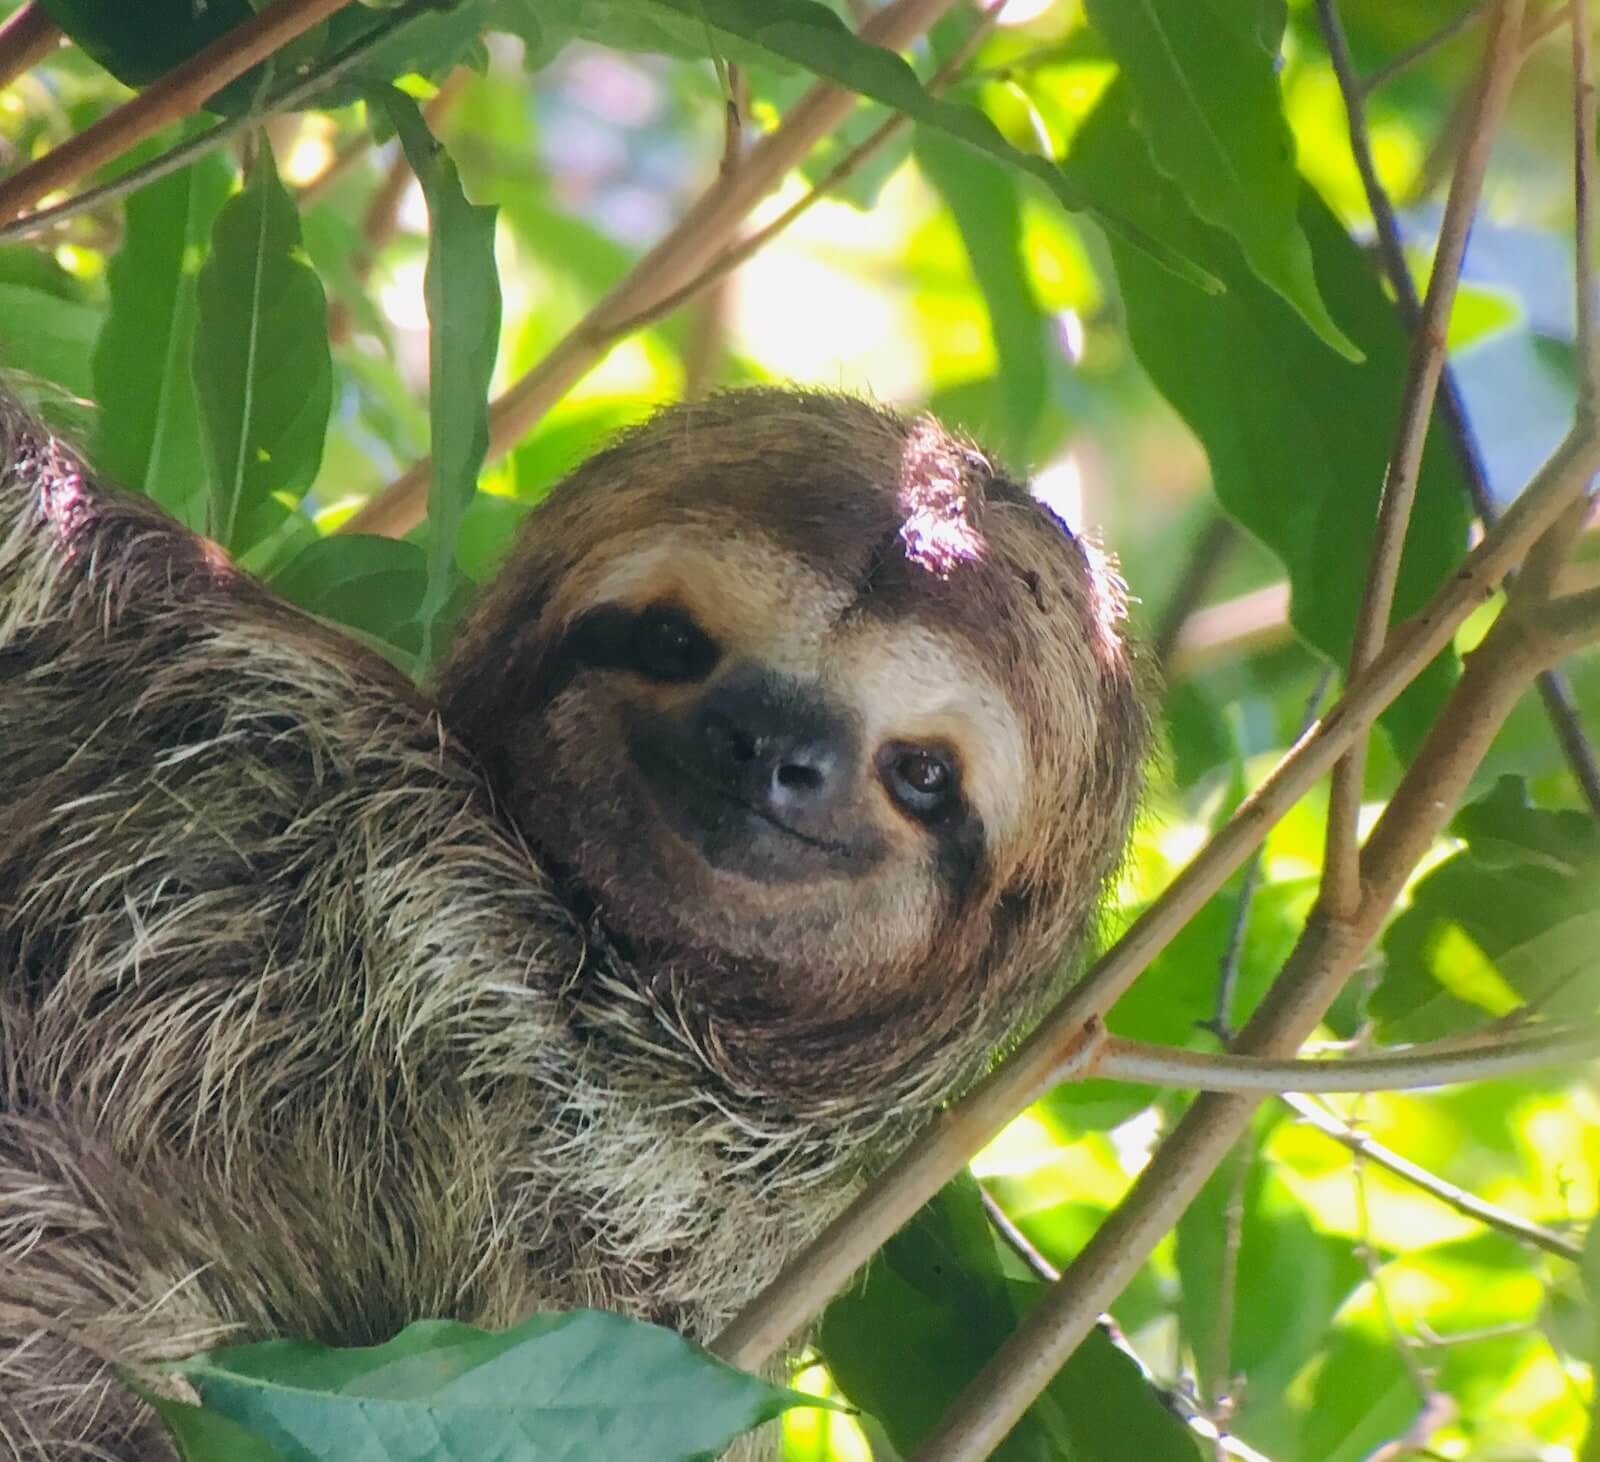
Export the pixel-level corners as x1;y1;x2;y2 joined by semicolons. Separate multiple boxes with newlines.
0;414;600;1454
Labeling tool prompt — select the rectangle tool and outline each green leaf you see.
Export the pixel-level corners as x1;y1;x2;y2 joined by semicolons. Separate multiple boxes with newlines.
36;0;254;87
913;128;1048;466
1295;1323;1418;1462
1376;777;1600;1038
821;1175;1200;1459
374;88;502;667
1082;0;1358;359
1063;81;1470;757
268;535;432;677
0;283;100;402
93;148;234;530
645;0;1218;293
135;1387;286;1462
193;144;332;553
167;1310;829;1461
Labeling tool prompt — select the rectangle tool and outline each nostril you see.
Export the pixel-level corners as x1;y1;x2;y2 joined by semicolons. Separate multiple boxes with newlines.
775;761;824;793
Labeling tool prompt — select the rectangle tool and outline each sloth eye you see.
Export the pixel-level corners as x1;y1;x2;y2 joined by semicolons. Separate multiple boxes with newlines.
631;606;718;682
880;744;959;821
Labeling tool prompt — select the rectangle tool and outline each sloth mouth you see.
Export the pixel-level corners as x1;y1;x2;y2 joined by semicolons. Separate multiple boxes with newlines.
688;773;851;855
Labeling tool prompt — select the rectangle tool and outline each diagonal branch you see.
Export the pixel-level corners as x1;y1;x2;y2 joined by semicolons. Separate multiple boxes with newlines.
0;0;354;226
341;0;965;537
710;410;1600;1375
1322;0;1528;917
1280;1094;1583;1261
1317;0;1600;815
0;2;60;92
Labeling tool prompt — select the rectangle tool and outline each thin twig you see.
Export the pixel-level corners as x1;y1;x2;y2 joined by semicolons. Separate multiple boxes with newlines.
1097;1022;1600;1094
980;1188;1059;1282
1281;1094;1583;1260
0;0;354;226
342;0;988;536
1319;0;1600;815
0;5;422;245
1361;4;1487;95
1573;0;1599;407
711;409;1600;1376
0;1;61;91
1322;0;1528;919
910;580;1563;1460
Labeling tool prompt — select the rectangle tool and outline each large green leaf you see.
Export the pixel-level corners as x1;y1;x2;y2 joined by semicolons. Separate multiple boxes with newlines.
165;1310;828;1461
1063;81;1471;757
374;88;502;667
821;1175;1201;1460
93;149;234;530
193;144;332;553
1082;0;1357;359
645;0;1216;293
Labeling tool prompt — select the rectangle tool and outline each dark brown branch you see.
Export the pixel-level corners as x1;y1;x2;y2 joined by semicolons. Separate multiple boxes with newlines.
0;2;61;91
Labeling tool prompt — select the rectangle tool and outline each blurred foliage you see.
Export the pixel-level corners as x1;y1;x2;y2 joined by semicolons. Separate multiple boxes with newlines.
1;0;1598;1457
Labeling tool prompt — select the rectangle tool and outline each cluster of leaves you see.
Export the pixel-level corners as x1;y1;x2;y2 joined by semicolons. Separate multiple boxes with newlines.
2;0;1598;1457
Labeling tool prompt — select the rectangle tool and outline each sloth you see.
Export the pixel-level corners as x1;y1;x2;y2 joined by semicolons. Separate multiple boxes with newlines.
0;386;1145;1458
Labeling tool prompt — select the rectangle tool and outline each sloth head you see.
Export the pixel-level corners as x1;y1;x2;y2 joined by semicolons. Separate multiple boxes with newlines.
437;391;1146;1114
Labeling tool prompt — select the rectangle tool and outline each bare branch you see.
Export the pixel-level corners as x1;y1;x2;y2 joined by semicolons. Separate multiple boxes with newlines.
0;6;420;245
343;0;969;537
1361;4;1486;95
911;598;1557;1460
1319;0;1600;815
0;2;61;92
1097;1022;1600;1094
1281;1094;1584;1261
1322;0;1527;918
711;416;1600;1377
0;0;353;226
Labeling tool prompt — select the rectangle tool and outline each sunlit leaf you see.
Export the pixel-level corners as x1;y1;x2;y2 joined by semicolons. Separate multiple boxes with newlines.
94;148;234;529
1082;0;1358;358
193;144;332;553
1063;80;1471;756
647;0;1220;292
374;88;501;667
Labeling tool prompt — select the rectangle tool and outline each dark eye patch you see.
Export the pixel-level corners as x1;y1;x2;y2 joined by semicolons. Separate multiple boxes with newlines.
556;603;720;686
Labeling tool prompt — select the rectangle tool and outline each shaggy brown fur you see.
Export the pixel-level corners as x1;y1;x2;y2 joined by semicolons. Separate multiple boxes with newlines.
0;388;1145;1459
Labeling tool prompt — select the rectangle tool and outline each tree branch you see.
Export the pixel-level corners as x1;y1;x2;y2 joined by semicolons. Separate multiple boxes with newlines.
1318;0;1600;816
0;0;355;226
911;595;1559;1461
1096;1023;1600;1095
1322;0;1527;917
711;408;1600;1376
0;2;61;92
1280;1093;1584;1261
341;0;965;537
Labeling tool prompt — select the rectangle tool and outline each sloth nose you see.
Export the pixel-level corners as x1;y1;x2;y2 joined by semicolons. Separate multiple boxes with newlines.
695;679;848;814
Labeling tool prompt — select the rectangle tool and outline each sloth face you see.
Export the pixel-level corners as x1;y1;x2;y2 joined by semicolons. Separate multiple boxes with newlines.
438;392;1144;1039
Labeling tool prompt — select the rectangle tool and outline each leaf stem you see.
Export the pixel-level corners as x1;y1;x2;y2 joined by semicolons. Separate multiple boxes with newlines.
1280;1093;1583;1261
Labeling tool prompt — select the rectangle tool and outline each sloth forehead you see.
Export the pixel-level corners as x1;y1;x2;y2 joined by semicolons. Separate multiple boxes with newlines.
556;527;1034;840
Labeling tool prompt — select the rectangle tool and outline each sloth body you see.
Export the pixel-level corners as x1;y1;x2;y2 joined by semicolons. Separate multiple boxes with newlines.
0;390;1143;1458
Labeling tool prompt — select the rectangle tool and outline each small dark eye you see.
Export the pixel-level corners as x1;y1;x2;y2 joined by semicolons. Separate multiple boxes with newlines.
881;744;958;820
631;606;717;682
